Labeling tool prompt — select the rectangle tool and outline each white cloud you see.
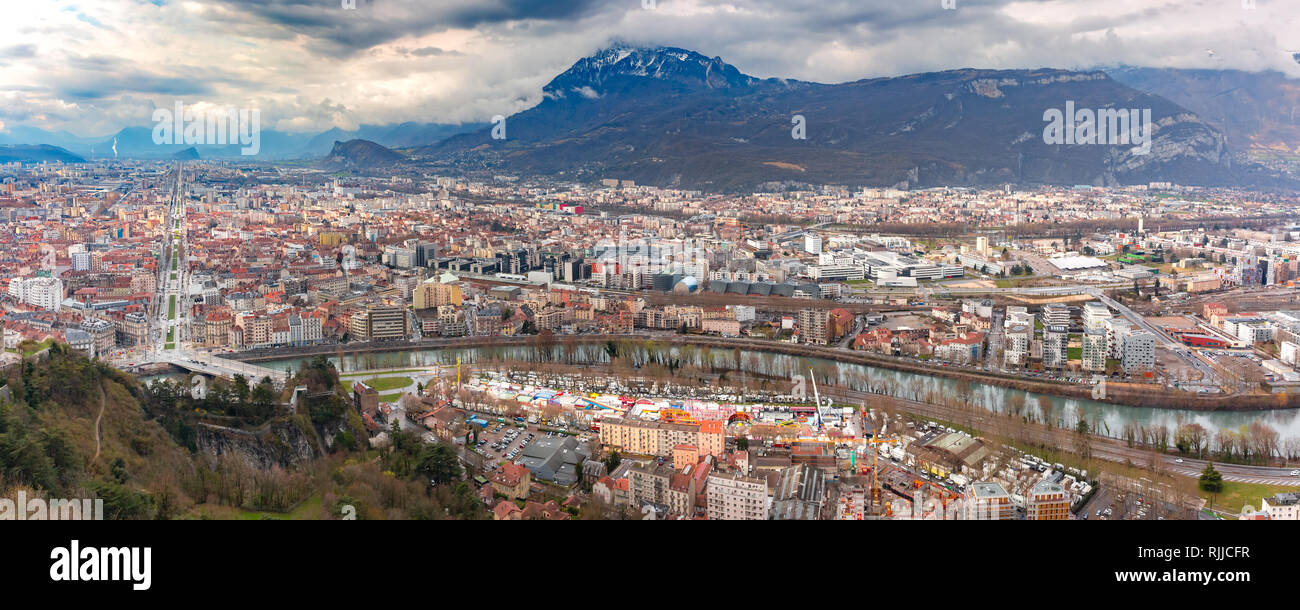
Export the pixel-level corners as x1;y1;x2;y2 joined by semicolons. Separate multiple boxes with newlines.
0;0;1296;136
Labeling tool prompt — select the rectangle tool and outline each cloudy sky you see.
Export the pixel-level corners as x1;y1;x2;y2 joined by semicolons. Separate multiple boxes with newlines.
2;0;1298;137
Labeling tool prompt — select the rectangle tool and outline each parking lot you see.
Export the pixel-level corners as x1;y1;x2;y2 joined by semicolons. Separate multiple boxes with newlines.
464;417;595;472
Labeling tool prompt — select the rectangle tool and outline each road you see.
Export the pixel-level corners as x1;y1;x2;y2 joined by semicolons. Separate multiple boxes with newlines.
1089;287;1221;386
153;164;187;358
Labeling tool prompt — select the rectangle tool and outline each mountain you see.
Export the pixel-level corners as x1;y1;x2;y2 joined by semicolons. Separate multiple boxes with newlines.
301;122;487;155
0;144;86;164
0;126;106;152
1;120;482;161
1106;67;1300;153
171;146;200;160
318;139;404;170
424;45;1290;190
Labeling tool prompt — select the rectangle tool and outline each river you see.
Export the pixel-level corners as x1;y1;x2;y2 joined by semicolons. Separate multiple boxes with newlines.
248;342;1300;440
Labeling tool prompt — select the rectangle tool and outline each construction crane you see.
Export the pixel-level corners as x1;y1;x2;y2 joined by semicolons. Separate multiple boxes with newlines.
863;432;899;513
808;367;830;431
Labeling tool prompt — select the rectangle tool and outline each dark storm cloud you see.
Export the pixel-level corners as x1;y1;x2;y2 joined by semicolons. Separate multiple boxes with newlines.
199;0;609;56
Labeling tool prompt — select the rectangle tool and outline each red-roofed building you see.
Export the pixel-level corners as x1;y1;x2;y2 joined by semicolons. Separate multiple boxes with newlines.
492;462;531;501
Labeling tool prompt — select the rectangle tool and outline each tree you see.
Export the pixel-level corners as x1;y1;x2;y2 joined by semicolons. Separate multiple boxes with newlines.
417;443;463;486
110;457;129;484
736;437;749;451
1074;419;1092;462
1198;462;1224;494
603;450;622;473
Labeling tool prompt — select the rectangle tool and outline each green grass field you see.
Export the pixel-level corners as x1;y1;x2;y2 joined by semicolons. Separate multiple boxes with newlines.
1201;480;1299;515
6;338;55;357
377;392;406;403
341;369;427;377
168;295;177;320
360;376;413;392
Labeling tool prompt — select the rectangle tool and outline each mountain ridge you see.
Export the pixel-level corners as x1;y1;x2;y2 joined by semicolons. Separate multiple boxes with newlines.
422;45;1284;190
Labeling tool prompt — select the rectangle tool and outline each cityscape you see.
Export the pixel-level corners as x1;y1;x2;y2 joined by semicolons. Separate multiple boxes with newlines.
1;0;1299;530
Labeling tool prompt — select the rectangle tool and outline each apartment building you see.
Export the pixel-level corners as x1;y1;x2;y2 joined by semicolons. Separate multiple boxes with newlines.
1235;321;1275;344
1105;317;1133;359
1025;480;1070;520
1082;301;1111;331
798;308;830;345
412;280;462;310
352;305;409;341
1121;330;1156;373
1042;325;1068;369
1004;323;1031;367
599;417;724;458
491;463;531;501
706;471;768;520
1040;303;1070;328
8;276;63;311
964;481;1014;520
115;311;149;347
628;463;673;507
80;317;116;357
1081;329;1107;372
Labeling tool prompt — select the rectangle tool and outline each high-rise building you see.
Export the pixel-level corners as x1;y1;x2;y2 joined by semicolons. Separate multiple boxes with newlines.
1004;323;1031;367
1105;317;1133;359
1082;329;1108;372
1042;325;1068;369
798;308;830;345
1082;301;1111;331
352;305;409;341
415;242;439;268
1121;330;1156;373
804;233;822;255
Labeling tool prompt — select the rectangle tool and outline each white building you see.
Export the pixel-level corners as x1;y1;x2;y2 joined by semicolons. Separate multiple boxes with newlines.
804;234;822;255
1004;306;1032;328
1082;329;1108;372
71;251;92;272
1261;492;1299;520
1040;303;1070;328
1121;330;1156;373
1105;318;1134;359
7;276;63;311
1042;325;1069;369
1281;341;1299;366
1082;301;1112;331
706;472;768;520
1235;321;1275;344
1004;323;1031;367
730;305;756;323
